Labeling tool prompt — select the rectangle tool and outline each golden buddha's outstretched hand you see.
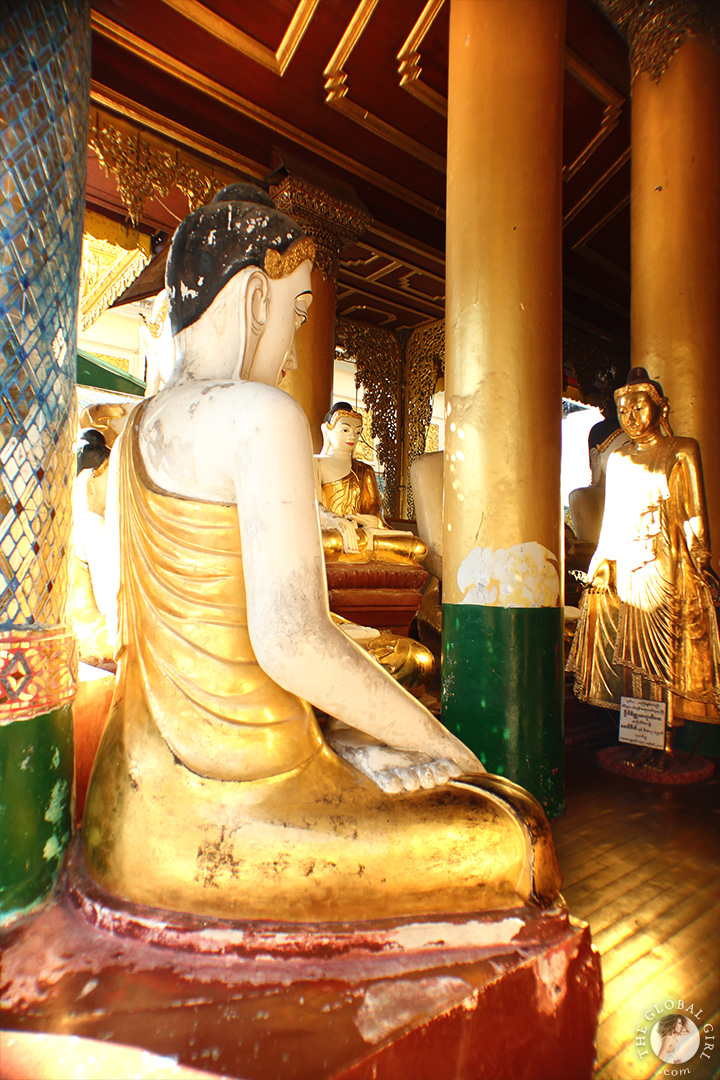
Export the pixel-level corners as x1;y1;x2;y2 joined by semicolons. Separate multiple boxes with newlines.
351;513;383;529
326;725;482;793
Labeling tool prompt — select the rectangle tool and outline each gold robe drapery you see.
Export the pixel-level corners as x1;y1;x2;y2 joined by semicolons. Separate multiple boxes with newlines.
320;460;427;565
321;459;383;518
83;405;560;920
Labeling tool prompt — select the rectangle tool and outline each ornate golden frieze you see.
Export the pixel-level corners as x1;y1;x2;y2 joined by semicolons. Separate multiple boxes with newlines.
89;111;234;225
336;318;402;516
80;210;151;330
323;0;446;173
91;86;263;179
271;176;371;281
425;423;439;453
598;0;720;81
156;0;319;76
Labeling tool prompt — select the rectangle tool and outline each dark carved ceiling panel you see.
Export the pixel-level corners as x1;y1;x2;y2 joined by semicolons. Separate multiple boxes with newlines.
90;0;632;351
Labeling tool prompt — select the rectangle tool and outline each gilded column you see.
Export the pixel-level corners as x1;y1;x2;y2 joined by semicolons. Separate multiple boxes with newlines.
0;0;90;918
442;0;566;815
271;177;370;452
602;1;720;549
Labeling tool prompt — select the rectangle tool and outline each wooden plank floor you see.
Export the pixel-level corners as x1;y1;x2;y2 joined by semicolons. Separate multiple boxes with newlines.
553;713;720;1080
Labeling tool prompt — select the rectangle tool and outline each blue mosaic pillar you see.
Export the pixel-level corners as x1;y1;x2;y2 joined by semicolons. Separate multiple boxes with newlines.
0;0;90;920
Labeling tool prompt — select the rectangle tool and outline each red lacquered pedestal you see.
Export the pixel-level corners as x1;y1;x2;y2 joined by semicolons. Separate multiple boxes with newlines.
1;842;602;1080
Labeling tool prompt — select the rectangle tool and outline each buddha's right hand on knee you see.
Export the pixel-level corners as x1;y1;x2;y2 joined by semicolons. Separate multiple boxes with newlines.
319;506;361;554
326;728;466;793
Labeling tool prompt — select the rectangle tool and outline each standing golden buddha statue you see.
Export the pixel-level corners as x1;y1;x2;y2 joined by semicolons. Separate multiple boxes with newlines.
568;367;720;726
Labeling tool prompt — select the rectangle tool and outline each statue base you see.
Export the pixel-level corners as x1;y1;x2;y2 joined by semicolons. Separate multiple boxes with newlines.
1;841;602;1080
326;562;428;635
597;745;715;785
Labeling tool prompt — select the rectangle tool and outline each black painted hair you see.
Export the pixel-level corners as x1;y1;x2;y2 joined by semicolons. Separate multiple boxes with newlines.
624;366;665;399
76;429;110;475
165;183;307;336
323;401;359;425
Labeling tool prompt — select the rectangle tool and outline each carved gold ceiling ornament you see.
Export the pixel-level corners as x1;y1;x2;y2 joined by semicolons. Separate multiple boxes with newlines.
336;318;402;516
564;147;631;227
397;0;447;116
323;0;446;173
80;210;152;331
155;0;319;76
598;0;720;81
271;175;371;282
562;50;625;182
404;319;445;517
571;193;632;283
89;111;232;226
90;16;441;221
339;244;445;322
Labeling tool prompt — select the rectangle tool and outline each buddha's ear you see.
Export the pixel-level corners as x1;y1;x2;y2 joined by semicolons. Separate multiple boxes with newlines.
237;270;268;380
247;270;269;333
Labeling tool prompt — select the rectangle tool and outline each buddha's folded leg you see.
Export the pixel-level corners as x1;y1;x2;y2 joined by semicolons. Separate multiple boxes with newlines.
368;532;428;565
84;722;561;922
321;527;370;562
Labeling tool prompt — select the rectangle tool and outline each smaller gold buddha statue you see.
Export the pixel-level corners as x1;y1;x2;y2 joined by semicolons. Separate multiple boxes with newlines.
568;367;720;735
315;403;427;564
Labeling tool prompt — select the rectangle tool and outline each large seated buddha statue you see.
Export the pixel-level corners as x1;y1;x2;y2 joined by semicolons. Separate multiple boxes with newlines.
315;403;427;564
82;183;561;923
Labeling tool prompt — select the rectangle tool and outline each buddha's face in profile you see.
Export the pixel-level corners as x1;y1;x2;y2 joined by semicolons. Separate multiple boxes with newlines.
326;416;363;455
247;261;313;387
617;390;661;441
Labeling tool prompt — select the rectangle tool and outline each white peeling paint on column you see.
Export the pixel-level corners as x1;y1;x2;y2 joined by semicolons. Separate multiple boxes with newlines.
457;542;560;608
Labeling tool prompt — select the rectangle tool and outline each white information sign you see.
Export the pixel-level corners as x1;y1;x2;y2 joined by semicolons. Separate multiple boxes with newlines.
618;697;666;749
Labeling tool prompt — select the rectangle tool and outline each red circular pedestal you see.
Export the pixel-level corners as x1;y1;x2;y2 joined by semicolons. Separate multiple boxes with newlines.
597;745;715;785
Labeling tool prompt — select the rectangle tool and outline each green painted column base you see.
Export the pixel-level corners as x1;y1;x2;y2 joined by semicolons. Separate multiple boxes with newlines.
442;604;565;818
0;704;74;922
